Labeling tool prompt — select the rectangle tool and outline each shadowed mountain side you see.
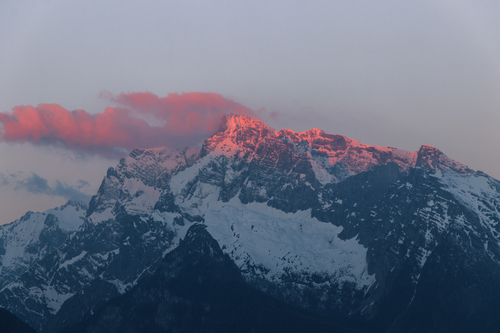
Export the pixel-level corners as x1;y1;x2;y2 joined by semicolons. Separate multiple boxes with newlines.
386;229;500;333
59;224;357;333
0;308;36;333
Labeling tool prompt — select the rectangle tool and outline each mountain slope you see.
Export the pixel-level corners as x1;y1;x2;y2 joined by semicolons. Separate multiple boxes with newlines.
60;223;355;333
0;201;87;290
0;148;199;332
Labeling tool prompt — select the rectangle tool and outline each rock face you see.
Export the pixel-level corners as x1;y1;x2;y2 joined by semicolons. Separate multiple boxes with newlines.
0;201;87;290
0;114;500;333
415;144;474;174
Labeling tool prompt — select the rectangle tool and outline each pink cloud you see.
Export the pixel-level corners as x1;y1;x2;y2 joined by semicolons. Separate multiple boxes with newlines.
0;92;256;157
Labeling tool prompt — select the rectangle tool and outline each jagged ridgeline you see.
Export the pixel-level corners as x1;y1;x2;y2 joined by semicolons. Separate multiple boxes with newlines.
1;114;500;333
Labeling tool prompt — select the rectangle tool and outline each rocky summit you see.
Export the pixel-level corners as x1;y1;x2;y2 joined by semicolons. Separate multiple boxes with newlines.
1;114;500;332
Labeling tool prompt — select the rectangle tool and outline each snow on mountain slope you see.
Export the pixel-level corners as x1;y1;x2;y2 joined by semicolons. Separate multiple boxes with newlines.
436;170;500;251
87;146;200;223
204;199;374;288
0;147;203;332
166;148;374;290
0;201;87;289
0;208;192;332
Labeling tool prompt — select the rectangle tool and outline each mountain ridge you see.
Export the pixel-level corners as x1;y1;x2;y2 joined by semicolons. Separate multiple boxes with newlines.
206;114;474;177
0;113;498;332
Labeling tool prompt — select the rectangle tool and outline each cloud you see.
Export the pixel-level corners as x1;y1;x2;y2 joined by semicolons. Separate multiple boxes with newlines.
14;173;90;202
0;92;256;157
16;173;50;194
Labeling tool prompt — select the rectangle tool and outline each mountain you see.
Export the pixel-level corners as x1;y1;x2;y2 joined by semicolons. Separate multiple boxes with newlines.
60;223;354;333
0;201;87;290
1;114;499;332
0;147;199;332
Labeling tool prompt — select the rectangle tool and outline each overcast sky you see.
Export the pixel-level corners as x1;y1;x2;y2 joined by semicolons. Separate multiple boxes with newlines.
0;0;499;224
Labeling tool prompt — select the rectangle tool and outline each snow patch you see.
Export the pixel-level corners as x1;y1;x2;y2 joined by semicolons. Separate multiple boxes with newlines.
204;198;374;289
60;251;87;270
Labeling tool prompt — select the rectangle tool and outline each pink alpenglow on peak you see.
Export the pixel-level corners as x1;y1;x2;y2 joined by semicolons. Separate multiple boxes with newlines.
202;114;475;177
202;114;276;156
278;128;419;175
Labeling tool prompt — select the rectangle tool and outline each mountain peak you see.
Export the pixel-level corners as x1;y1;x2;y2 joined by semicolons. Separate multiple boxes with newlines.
202;114;276;156
416;144;473;174
202;114;477;176
219;113;271;132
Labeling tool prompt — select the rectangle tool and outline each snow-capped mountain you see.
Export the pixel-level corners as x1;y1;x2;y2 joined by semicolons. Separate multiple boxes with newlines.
1;114;500;332
0;201;87;290
0;148;199;332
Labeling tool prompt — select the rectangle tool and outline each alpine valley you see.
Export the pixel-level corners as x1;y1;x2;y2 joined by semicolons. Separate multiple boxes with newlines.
1;114;500;332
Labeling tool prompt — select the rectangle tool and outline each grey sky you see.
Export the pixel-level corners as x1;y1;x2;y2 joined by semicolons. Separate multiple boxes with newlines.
0;0;499;223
